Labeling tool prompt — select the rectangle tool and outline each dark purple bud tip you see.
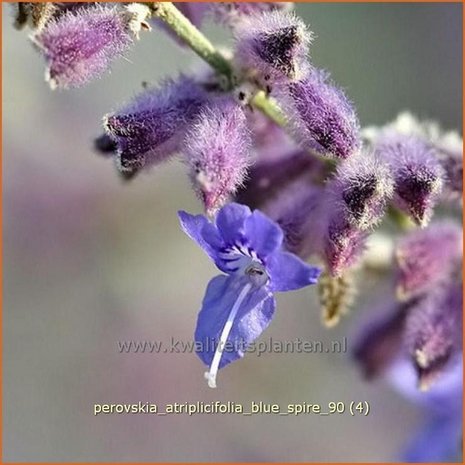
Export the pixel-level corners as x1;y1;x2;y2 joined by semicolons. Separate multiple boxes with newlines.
233;10;311;89
396;168;442;226
94;133;117;156
329;152;394;229
376;135;444;227
256;25;301;78
103;75;208;174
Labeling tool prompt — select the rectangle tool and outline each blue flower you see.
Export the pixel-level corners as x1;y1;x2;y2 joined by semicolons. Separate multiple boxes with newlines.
388;357;463;462
178;202;321;388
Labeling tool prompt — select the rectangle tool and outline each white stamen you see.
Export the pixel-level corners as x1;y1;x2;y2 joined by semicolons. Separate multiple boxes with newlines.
205;283;252;388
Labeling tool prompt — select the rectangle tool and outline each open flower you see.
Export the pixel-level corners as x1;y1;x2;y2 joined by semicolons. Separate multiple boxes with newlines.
178;203;321;388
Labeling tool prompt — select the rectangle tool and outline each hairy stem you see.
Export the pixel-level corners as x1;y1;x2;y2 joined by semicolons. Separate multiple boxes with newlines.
149;2;287;126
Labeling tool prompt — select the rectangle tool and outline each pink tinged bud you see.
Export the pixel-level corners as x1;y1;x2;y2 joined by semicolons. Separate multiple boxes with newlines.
103;76;207;176
324;218;367;277
233;11;311;91
394;221;462;301
278;69;360;159
328;152;394;230
32;4;151;89
183;98;251;215
321;152;393;276
376;135;445;226
404;283;463;391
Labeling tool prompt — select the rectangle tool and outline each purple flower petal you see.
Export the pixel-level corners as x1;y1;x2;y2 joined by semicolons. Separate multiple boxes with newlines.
244;210;283;259
266;251;320;291
215;203;251;245
194;275;274;373
402;414;462;463
178;211;223;262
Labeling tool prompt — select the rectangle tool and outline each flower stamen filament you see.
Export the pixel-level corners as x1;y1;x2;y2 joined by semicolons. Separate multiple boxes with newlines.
205;282;252;388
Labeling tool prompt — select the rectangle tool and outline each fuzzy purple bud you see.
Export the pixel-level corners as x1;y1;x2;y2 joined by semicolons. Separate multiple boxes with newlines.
376;134;445;226
32;4;151;89
235;150;327;258
321;152;393;276
104;75;208;175
277;69;360;159
364;112;462;205
183;98;251;214
404;283;463;390
324;218;367;277
247;111;294;159
328;152;394;230
394;221;462;301
233;10;311;91
235;149;326;209
263;178;324;258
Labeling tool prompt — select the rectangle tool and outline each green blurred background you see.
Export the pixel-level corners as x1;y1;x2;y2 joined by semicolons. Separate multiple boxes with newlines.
3;2;462;462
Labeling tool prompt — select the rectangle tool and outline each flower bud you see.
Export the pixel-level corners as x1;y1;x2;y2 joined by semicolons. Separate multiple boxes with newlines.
328;152;394;230
103;75;207;176
318;271;356;328
233;10;311;91
183;98;251;214
277;69;360;158
376;135;444;226
394;221;462;301
32;4;151;89
324;217;367;277
404;283;463;390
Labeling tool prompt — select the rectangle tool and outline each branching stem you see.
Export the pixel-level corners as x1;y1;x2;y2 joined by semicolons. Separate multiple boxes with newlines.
149;2;287;126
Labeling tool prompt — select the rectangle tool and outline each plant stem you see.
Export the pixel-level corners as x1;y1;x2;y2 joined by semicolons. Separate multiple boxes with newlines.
149;2;287;126
251;91;287;126
150;2;233;82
